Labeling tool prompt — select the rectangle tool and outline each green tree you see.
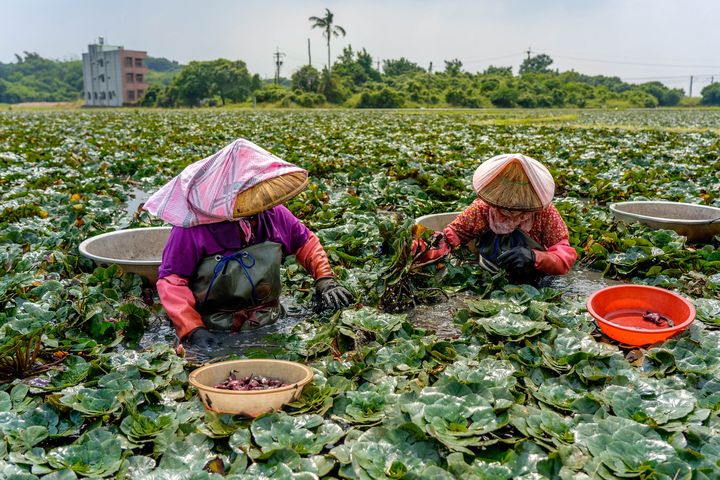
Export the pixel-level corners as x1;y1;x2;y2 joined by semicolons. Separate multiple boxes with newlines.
519;54;554;75
357;87;405;108
292;65;322;92
332;46;380;86
319;71;349;103
0;52;82;103
383;58;424;77
170;59;251;106
640;81;683;106
700;83;720;106
484;65;512;76
444;59;463;76
144;57;182;72
309;8;347;70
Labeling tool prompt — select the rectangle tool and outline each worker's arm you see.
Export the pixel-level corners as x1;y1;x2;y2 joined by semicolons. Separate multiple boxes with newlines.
156;274;204;341
534;240;577;275
294;231;334;279
411;199;490;265
533;204;578;275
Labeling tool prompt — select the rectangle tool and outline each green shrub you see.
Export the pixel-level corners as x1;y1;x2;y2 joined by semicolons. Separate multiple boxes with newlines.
357;87;406;108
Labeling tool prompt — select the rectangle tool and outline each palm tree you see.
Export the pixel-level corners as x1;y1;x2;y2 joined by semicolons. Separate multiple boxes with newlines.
309;8;346;71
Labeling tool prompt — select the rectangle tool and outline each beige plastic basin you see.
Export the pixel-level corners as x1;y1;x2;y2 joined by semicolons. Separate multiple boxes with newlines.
78;227;171;284
610;201;720;243
189;359;314;416
415;212;461;231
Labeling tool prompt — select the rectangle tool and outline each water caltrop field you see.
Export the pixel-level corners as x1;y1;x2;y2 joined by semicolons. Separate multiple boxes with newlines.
0;108;719;479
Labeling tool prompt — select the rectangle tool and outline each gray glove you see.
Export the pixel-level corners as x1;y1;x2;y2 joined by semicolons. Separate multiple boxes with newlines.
315;278;355;311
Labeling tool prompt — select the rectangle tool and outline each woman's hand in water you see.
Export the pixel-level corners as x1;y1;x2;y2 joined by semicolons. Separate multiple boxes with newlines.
496;247;536;276
186;327;222;349
315;278;355;311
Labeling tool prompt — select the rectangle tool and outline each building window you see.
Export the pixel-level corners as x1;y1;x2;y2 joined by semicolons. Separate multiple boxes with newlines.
99;74;105;83
134;58;143;67
93;92;97;99
128;90;136;101
126;73;134;83
137;89;144;98
109;91;115;99
125;57;133;67
135;73;143;83
87;92;91;99
98;58;104;67
99;92;106;100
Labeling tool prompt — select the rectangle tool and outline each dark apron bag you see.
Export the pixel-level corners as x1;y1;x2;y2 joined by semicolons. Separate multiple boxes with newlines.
474;229;546;283
190;241;283;331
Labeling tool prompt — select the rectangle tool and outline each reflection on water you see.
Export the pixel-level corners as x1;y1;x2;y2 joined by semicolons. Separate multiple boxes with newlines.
136;296;311;362
542;268;624;300
132;269;623;359
118;188;151;229
407;269;624;339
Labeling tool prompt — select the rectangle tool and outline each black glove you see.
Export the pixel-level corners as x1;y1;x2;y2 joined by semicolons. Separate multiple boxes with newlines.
186;327;221;349
496;247;536;278
315;278;355;311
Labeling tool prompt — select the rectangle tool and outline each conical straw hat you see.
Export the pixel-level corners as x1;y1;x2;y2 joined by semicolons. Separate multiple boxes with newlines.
476;159;544;211
233;171;309;217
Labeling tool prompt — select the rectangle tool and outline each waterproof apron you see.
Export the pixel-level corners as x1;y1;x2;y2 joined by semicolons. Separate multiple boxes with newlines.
189;242;283;331
475;229;546;283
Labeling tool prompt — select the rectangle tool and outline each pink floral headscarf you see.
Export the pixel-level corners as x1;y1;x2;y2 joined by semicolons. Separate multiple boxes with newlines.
143;138;307;229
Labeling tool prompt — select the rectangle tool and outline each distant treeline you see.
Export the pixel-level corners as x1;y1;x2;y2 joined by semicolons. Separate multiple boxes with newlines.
3;49;720;107
0;52;179;103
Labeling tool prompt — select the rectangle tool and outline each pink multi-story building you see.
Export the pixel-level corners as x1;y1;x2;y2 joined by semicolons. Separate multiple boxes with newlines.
82;37;149;106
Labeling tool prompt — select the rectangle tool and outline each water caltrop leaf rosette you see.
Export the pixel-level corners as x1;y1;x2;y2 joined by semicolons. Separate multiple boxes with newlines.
1;110;720;478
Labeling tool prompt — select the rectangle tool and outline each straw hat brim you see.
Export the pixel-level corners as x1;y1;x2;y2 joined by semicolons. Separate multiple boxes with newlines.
476;160;544;212
233;171;309;217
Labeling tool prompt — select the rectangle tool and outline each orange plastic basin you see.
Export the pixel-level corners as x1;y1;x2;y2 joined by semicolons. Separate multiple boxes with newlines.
586;285;695;346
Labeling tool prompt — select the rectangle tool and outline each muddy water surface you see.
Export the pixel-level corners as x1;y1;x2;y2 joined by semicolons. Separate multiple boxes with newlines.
135;269;623;360
407;269;624;339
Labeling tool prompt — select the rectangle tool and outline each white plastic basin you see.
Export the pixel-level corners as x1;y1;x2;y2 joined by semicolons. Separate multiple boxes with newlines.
78;227;171;283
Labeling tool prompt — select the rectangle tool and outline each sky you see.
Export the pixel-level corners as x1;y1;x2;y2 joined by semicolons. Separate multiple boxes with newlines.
2;0;719;94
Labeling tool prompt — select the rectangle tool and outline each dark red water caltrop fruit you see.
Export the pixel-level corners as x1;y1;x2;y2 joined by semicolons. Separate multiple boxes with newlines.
213;371;287;391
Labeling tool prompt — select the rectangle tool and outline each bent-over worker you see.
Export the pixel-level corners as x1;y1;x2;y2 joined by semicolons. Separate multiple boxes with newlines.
144;139;354;348
413;153;577;283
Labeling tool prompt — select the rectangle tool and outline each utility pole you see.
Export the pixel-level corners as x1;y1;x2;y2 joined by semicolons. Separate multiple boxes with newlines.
525;47;533;60
307;38;312;67
428;61;433;73
689;75;694;97
273;47;285;84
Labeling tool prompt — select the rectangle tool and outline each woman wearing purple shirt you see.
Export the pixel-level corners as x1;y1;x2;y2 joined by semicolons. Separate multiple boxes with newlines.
144;139;353;348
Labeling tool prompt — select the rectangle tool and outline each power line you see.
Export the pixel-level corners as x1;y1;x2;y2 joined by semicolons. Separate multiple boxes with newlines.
463;52;525;65
551;53;720;69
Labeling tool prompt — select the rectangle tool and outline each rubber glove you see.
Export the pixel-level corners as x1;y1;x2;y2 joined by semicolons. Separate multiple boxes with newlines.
315;278;355;311
186;327;222;349
411;232;452;266
496;247;536;277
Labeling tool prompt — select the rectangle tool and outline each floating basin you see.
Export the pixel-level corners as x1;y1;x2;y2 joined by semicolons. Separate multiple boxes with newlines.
78;227;171;284
189;359;313;416
586;285;695;346
610;201;720;243
414;212;461;231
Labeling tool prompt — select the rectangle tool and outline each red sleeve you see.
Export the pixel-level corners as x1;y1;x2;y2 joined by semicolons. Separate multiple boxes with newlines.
532;205;577;275
156;274;204;340
294;232;334;280
534;240;577;275
442;199;490;248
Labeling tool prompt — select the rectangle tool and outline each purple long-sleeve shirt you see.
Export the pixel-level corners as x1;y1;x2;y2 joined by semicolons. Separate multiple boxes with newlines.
158;205;310;279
